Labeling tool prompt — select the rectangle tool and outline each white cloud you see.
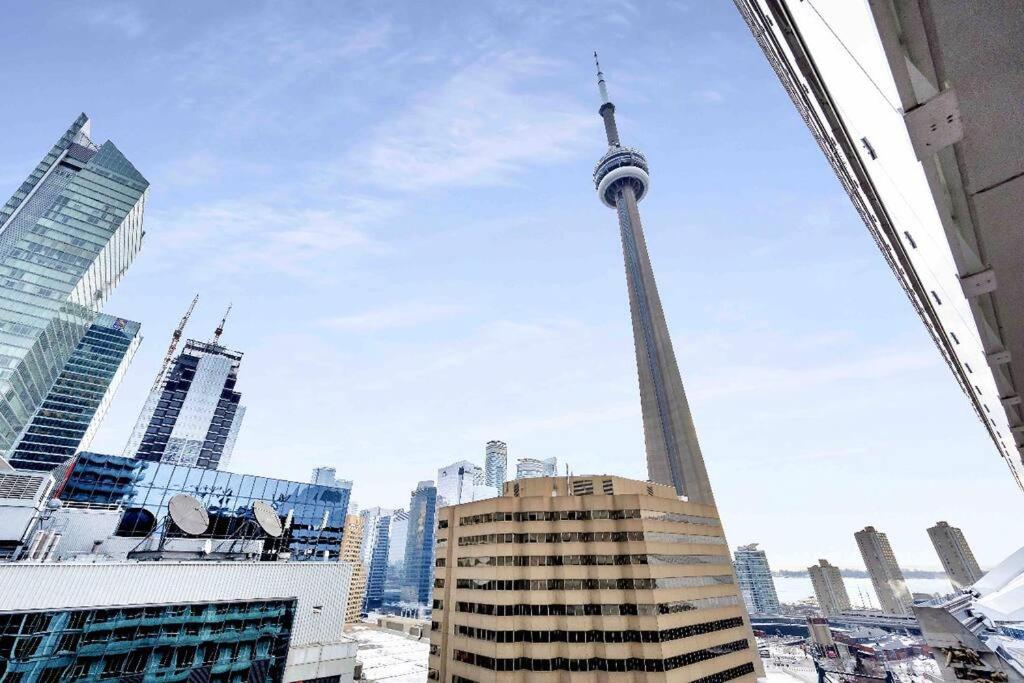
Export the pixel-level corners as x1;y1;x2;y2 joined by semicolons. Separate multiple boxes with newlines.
78;4;147;38
320;302;467;333
144;196;394;279
351;52;599;191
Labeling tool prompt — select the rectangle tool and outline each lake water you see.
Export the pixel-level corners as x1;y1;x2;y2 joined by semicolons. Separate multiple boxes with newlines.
774;575;953;607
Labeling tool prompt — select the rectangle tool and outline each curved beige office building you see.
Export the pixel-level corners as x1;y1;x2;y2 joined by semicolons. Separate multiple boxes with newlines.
428;476;762;682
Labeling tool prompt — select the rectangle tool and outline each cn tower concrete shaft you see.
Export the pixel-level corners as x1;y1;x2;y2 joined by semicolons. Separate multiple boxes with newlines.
594;57;715;504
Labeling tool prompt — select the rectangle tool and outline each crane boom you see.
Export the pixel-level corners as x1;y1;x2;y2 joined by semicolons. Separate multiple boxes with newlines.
149;294;199;394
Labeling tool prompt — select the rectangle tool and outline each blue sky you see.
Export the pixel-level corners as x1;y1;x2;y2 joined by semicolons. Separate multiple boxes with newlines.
4;1;1018;570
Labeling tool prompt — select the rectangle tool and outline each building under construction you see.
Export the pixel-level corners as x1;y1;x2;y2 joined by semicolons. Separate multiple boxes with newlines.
124;303;245;470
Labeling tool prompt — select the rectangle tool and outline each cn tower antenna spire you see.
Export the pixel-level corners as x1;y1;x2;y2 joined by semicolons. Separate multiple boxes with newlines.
595;51;610;105
593;51;620;146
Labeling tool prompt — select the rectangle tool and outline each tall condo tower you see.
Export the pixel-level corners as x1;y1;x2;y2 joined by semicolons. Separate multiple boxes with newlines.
0;115;148;458
125;313;245;470
808;559;851;617
592;56;714;502
733;543;781;615
855;526;914;615
928;521;983;590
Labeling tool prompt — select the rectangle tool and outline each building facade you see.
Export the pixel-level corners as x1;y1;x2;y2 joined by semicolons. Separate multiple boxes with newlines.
808;559;851;617
402;481;437;606
515;457;557;480
928;521;983;590
360;507;392;612
385;508;410;605
855;526;914;615
429;475;761;682
0;561;356;682
485;440;508;489
8;314;141;472
125;339;246;470
733;543;780;615
0;114;147;459
438;461;485;507
341;513;367;623
735;0;1024;491
56;451;352;561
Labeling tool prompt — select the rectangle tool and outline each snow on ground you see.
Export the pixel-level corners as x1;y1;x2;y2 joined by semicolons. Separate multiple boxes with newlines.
348;625;430;683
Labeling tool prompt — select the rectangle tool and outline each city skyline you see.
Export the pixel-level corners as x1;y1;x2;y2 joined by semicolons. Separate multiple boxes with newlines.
2;2;1020;570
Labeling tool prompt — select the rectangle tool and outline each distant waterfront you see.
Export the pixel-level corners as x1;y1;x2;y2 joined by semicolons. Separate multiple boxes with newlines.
774;575;953;607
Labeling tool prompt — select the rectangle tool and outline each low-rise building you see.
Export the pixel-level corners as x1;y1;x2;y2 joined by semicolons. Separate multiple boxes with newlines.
0;561;356;682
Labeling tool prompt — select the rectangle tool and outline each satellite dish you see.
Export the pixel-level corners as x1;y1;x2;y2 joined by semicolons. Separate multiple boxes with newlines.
252;501;283;538
168;494;209;535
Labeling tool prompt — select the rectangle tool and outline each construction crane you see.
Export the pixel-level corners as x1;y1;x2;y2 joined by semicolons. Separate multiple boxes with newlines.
149;294;199;395
211;303;232;345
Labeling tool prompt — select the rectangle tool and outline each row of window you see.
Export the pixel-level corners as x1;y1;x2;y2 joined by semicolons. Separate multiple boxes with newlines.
451;639;749;672
459;509;642;526
457;509;722;527
453;616;745;644
453;594;741;616
458;531;726;547
454;553;730;567
454;575;734;591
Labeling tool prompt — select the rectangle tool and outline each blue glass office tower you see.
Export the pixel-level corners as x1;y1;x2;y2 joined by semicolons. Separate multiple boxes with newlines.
125;339;246;470
360;507;392;612
9;314;141;471
57;451;352;560
401;481;437;606
0;114;147;459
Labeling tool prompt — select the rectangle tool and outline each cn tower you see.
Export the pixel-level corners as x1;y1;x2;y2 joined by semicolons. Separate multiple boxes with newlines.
592;54;715;504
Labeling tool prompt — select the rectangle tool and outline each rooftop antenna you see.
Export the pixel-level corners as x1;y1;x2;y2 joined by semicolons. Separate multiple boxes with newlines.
212;303;232;344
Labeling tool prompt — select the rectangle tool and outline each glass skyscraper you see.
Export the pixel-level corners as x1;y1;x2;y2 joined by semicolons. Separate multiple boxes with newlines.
8;313;141;472
57;451;352;561
0;114;147;458
125;339;246;470
401;480;437;606
359;507;392;612
484;440;507;488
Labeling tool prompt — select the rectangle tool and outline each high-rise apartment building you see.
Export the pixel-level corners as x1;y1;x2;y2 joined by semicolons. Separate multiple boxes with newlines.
402;481;436;606
360;507;392;613
429;476;759;682
484;440;507;488
808;559;851;617
437;460;485;507
340;513;367;623
8;314;141;471
736;1;1024;491
928;521;984;590
515;456;557;479
0;114;147;458
733;543;781;615
125;338;246;469
855;526;914;615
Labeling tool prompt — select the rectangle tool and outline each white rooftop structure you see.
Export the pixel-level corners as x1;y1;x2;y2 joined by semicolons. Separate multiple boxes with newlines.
0;561;357;682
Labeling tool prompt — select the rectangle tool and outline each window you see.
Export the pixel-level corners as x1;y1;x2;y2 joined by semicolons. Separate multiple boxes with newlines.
903;231;917;248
